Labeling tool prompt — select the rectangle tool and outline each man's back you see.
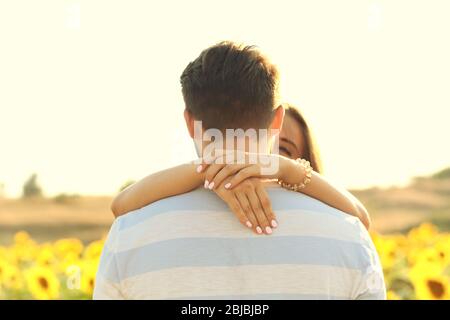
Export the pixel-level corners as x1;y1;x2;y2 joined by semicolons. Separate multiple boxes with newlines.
94;186;386;299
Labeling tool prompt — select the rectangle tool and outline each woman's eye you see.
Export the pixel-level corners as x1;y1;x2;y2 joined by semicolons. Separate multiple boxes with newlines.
279;147;292;157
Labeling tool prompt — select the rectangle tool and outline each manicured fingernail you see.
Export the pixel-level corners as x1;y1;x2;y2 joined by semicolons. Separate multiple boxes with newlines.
246;221;252;228
224;183;231;189
271;220;278;228
208;181;214;189
256;226;263;234
204;180;209;188
196;165;202;173
265;226;273;234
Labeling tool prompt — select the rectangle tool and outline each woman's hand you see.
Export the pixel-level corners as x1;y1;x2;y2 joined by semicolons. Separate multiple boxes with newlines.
213;177;277;235
195;150;297;235
197;151;298;190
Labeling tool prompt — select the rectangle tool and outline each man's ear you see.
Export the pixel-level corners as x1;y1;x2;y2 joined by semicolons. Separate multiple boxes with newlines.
270;105;285;132
184;109;195;139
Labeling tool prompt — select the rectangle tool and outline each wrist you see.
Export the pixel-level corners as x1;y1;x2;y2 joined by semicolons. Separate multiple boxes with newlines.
286;158;306;185
277;156;302;183
278;158;313;191
189;161;206;185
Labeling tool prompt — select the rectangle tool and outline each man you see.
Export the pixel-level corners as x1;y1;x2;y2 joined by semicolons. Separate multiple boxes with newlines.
94;41;386;299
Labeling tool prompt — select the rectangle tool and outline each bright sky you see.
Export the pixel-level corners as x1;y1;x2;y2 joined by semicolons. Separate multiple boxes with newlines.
1;0;449;197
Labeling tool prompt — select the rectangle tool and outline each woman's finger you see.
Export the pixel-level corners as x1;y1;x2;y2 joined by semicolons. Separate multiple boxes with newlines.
246;186;272;235
210;163;251;189
226;165;261;189
204;163;226;189
196;151;228;174
235;192;260;234
216;190;250;228
255;183;278;228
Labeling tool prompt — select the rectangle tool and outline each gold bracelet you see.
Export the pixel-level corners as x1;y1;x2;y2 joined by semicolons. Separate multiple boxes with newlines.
278;158;313;191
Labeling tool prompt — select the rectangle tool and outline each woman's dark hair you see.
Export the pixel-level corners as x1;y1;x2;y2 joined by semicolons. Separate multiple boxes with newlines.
284;103;323;173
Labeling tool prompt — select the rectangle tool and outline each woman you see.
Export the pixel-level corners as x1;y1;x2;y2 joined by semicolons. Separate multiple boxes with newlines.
279;103;322;173
111;103;370;235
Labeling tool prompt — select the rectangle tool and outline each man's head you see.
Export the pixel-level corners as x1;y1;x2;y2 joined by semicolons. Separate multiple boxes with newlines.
180;41;284;144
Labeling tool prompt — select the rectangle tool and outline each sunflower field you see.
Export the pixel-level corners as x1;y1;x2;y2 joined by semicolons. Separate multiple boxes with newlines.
0;232;102;300
372;223;450;300
0;223;449;300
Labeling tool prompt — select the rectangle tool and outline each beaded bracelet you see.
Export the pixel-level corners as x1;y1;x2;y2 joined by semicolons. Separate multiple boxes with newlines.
278;158;313;191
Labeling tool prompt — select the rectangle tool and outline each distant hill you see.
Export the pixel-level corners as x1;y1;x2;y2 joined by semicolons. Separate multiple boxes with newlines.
351;167;450;233
432;167;450;180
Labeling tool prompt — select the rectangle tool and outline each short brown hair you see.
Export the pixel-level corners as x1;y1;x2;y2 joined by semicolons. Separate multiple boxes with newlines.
180;41;280;130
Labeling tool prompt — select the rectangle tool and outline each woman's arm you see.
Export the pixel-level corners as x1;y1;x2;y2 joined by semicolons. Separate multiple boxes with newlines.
111;158;277;235
287;164;370;228
278;158;371;229
111;161;204;217
203;153;371;230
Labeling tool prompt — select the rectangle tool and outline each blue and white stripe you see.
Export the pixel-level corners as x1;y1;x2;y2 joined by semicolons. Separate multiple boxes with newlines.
94;187;386;300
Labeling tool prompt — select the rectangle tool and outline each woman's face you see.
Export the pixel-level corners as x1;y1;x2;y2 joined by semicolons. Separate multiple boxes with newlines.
278;113;303;160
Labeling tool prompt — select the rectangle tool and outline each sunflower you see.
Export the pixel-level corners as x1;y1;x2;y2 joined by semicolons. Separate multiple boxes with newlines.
2;264;23;290
80;260;98;296
83;240;104;261
25;266;60;300
410;261;442;280
413;274;450;300
408;223;439;245
36;245;56;267
53;238;84;259
58;251;81;273
373;237;400;270
410;261;450;300
407;246;423;266
14;231;32;245
11;241;38;264
413;247;445;268
434;239;450;267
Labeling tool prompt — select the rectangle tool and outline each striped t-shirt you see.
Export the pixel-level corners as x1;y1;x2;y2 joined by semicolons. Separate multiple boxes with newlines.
94;185;386;300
